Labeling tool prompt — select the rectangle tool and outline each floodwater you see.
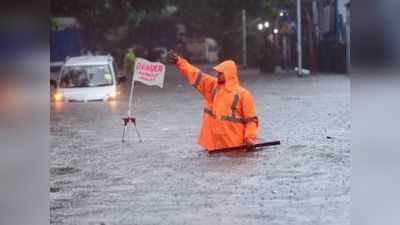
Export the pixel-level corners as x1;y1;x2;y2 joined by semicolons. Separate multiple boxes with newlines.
51;65;350;225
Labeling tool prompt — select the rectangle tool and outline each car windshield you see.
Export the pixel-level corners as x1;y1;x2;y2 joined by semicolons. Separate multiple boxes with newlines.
59;65;113;88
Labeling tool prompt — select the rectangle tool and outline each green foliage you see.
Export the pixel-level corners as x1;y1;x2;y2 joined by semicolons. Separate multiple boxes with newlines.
172;0;294;37
134;15;178;49
50;0;296;57
171;0;295;60
51;0;163;29
51;0;167;49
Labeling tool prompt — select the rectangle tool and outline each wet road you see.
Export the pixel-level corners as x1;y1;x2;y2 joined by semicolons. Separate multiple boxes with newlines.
50;65;350;225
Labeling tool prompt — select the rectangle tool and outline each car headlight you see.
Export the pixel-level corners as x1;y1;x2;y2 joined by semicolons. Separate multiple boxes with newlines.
54;93;63;101
109;90;118;99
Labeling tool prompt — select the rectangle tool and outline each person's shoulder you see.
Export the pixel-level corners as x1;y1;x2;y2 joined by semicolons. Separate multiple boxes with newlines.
238;87;254;99
238;86;251;95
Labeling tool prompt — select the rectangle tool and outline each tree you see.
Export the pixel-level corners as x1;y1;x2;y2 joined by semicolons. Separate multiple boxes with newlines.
51;0;167;50
172;0;295;62
134;14;178;50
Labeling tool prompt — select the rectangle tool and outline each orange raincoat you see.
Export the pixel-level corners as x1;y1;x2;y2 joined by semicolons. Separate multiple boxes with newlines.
176;57;258;151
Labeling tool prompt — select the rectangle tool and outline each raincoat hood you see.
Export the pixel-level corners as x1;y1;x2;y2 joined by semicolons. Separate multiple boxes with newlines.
213;60;239;91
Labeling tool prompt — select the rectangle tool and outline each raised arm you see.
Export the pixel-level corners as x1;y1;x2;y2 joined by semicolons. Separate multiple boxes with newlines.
168;50;216;102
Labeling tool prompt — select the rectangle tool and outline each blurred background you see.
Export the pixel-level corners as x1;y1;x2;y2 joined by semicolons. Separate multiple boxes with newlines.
50;0;351;77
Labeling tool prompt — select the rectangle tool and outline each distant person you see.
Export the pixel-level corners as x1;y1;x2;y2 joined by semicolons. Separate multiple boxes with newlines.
167;50;259;152
124;48;136;84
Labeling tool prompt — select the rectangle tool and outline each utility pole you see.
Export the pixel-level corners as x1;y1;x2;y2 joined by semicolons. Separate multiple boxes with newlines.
242;9;247;68
346;2;351;73
297;0;303;76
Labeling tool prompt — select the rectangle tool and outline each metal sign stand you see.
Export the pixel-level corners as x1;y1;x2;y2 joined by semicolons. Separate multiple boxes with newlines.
122;72;143;143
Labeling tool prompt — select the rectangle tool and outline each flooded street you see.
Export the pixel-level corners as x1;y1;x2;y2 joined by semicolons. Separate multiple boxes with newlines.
50;65;350;225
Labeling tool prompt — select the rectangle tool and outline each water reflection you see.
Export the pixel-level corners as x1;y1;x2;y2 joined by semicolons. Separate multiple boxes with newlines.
52;101;64;113
107;99;118;113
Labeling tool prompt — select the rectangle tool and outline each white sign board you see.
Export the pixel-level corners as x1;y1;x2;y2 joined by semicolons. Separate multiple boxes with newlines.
133;58;165;88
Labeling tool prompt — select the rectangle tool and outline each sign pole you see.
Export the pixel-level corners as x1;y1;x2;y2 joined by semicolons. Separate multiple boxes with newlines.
122;67;143;143
127;72;136;117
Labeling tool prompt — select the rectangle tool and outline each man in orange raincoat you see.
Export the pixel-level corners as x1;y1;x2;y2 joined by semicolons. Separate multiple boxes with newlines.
168;50;258;152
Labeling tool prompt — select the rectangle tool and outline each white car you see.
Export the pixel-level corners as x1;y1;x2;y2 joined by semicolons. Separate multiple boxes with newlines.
54;55;120;102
